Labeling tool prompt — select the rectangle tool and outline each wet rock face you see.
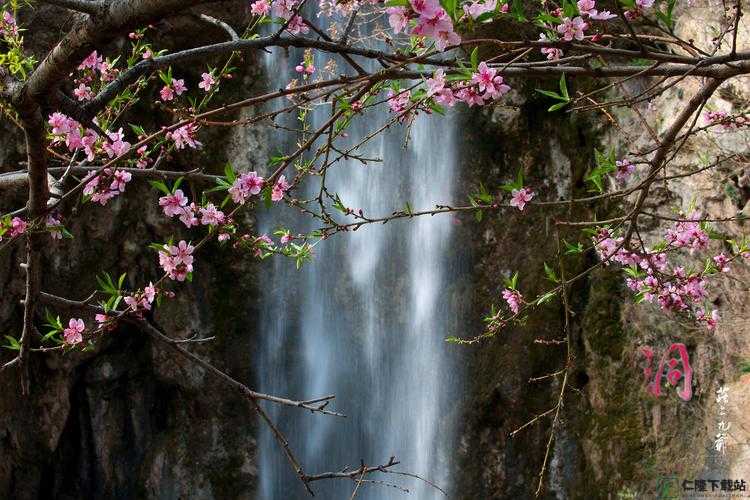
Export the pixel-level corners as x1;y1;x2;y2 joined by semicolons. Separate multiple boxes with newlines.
454;3;750;498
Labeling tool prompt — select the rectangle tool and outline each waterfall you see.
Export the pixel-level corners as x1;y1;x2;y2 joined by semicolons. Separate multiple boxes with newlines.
255;16;464;498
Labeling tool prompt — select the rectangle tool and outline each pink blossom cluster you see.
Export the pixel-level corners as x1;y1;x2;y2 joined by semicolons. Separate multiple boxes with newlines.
253;233;274;257
271;175;291;201
295;61;315;75
259;0;309;35
0;216;27;240
167;123;202;150
46;213;64;240
418;63;511;114
124;282;157;313
74;51;117;100
387;0;461;51
536;1;618;60
593;220;728;329
83;169;133;205
510;187;534;211
664;214;710;254
615;158;635;181
0;11;18;36
387;89;412;119
48;112;98;160
199;72;217;92
160;78;187;101
502;288;523;314
705;110;748;130
624;0;655;20
63;318;85;345
158;240;195;281
575;0;616;21
229;171;265;204
159;190;227;228
462;0;505;20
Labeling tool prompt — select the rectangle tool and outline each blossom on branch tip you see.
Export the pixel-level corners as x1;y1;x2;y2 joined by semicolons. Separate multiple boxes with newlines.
229;171;265;204
557;16;588;41
251;0;271;15
167;123;202;150
199;72;217;91
510;187;534;211
199;203;225;226
502;289;522;314
272;175;291;202
159;240;195;281
63;318;85;345
615;158;635;181
159;189;189;217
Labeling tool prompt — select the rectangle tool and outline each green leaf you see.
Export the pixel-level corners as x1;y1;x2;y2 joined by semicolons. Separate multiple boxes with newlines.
384;0;409;5
172;177;184;193
548;101;569;112
536;89;565;101
536;291;557;305
544;262;559;283
148;180;171;195
470;47;479;71
3;335;20;351
559;74;569;100
224;162;236;183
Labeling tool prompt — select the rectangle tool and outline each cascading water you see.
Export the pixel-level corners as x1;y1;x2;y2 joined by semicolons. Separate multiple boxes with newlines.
255;13;464;498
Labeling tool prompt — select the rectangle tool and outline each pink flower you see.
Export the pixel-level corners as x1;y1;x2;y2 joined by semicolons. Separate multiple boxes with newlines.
159;189;189;217
271;175;291;202
713;253;730;273
103;128;131;158
286;15;309;35
557;16;588;41
387;89;412;118
159;240;195;281
539;33;563;60
636;0;654;8
199;203;225;225
78;51;103;70
160;85;175;101
167;123;202;150
696;308;719;330
577;0;596;15
109;170;132;193
387;7;409;34
179;202;200;228
280;232;293;245
142;49;153;59
95;313;110;327
589;10;617;20
218;233;230;242
172;79;187;96
456;87;485;107
9;217;26;238
463;0;496;19
295;62;316;75
81;130;98;161
251;0;271;15
74;83;93;101
46;214;63;240
144;282;157;303
229;171;265;204
198;72;216;91
502;289;523;314
615;158;635;181
63;318;85;345
410;0;440;16
471;62;511;99
510;187;534;211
